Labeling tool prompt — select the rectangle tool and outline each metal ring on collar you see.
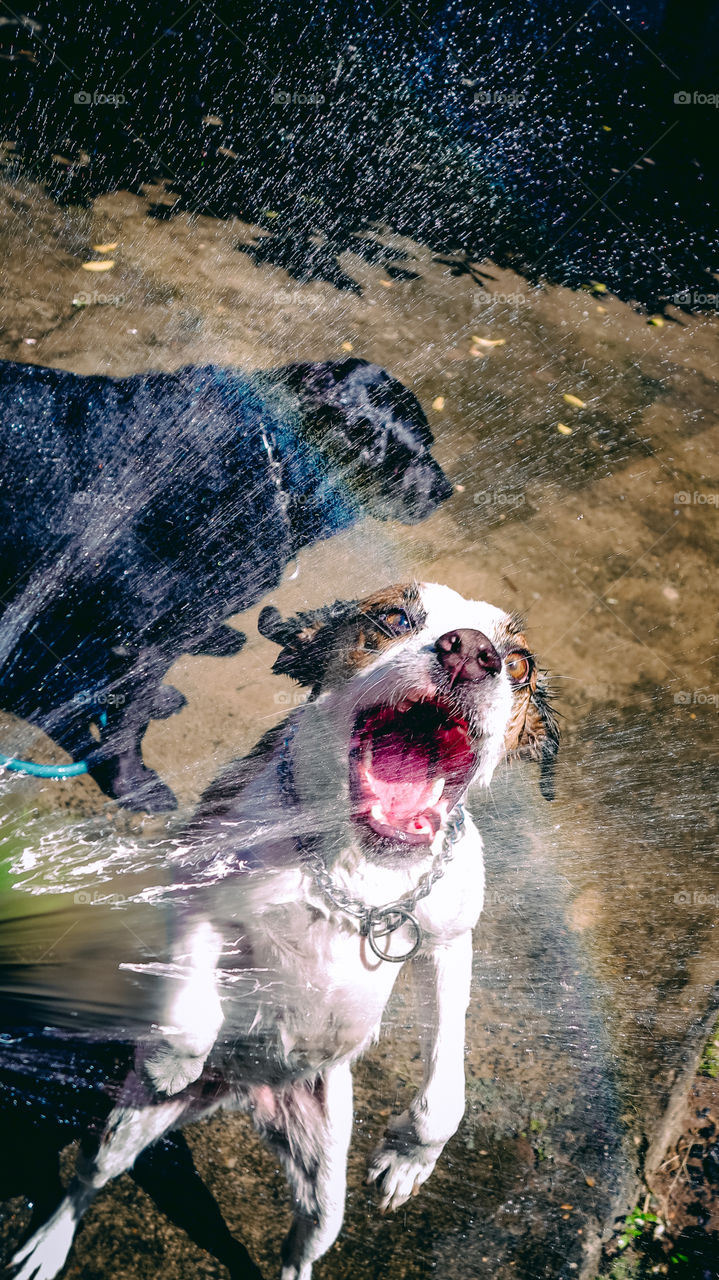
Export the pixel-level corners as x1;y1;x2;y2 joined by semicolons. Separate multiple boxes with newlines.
364;906;423;963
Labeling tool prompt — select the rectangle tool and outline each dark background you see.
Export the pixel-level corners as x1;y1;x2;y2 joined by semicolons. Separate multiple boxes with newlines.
0;0;717;309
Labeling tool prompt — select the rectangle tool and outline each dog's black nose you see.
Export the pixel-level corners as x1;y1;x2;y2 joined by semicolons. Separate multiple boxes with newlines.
436;629;502;682
431;470;454;504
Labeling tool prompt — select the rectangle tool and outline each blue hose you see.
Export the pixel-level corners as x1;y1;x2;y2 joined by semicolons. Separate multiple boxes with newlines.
0;753;89;778
0;712;106;779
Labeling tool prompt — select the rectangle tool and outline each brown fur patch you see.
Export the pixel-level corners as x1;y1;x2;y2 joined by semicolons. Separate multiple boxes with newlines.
504;685;543;756
330;583;424;677
493;614;530;651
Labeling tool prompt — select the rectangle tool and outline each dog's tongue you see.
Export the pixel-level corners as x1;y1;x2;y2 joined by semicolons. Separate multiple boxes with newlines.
362;726;446;841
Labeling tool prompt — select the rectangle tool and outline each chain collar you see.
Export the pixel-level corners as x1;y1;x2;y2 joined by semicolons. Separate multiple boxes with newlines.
259;421;292;531
278;722;466;962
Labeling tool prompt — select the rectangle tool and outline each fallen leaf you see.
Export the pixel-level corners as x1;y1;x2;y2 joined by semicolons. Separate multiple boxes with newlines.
585;1176;595;1187
379;279;393;288
561;1204;573;1211
341;341;353;352
92;241;118;252
590;281;607;293
82;260;114;272
596;305;607;314
562;393;586;408
557;422;573;435
647;316;664;327
432;395;445;411
471;335;506;347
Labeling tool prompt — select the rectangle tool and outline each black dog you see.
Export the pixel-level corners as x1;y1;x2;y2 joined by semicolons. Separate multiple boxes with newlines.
0;357;450;812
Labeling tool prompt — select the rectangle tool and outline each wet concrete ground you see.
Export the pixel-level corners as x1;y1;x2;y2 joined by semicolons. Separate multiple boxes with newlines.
0;176;718;1278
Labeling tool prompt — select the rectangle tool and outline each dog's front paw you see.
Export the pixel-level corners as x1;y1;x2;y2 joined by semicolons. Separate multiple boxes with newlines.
187;626;247;657
149;684;187;720
367;1115;442;1211
142;1045;207;1096
88;756;178;813
9;1202;76;1280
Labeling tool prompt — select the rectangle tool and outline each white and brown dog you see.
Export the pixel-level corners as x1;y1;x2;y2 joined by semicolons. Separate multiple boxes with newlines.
10;582;557;1280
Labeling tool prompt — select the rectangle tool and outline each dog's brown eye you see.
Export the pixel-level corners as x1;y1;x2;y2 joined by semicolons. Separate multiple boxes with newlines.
505;652;531;684
376;609;412;636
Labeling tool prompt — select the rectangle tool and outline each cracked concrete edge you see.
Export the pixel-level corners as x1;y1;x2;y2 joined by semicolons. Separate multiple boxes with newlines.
579;1147;642;1280
582;986;719;1277
643;982;719;1203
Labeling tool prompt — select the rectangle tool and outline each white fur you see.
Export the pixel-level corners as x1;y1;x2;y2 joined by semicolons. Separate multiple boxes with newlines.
11;583;524;1280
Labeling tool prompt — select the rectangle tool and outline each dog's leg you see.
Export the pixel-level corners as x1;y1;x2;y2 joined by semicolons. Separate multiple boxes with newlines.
140;921;224;1096
367;930;473;1210
9;1072;193;1280
85;648;180;811
184;624;247;658
254;1061;353;1280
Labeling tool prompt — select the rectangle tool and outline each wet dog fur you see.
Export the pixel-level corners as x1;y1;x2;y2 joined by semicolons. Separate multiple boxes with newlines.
8;582;557;1280
0;358;450;812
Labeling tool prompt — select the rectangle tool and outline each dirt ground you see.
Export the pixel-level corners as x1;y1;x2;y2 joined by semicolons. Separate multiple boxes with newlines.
1;176;718;1278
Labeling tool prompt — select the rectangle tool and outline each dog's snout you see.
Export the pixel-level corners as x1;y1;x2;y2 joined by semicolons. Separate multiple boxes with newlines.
429;467;453;505
435;628;502;682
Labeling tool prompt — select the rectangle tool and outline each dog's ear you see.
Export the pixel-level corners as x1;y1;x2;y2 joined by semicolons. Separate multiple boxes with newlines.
258;600;359;691
267;360;366;405
504;672;559;800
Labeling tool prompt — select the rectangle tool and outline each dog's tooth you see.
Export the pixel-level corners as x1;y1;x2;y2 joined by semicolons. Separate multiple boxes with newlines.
428;777;445;805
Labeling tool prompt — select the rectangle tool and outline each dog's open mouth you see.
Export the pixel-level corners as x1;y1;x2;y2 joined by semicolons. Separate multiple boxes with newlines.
350;697;476;845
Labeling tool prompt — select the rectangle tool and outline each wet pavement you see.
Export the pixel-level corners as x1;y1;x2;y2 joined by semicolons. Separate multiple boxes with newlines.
0;176;718;1278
